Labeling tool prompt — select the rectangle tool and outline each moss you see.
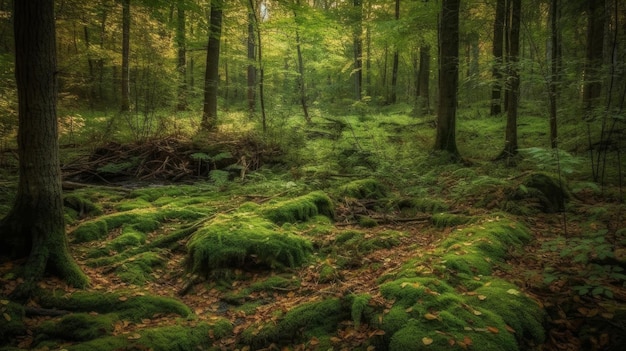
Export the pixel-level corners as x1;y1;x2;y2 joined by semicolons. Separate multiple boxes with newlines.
186;214;313;277
116;198;153;211
36;313;114;342
431;213;473;228
261;191;335;224
507;172;570;213
64;194;103;218
395;197;449;215
0;301;26;344
65;322;224;351
116;251;166;285
318;263;341;283
71;219;108;243
340;178;388;199
350;294;372;328
38;291;191;321
358;216;378;228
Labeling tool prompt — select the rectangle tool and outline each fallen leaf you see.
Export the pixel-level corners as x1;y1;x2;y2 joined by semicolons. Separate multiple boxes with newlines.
448;338;456;346
3;313;10;322
309;337;319;346
330;337;342;343
505;325;516;333
118;296;128;302
477;295;487;301
424;313;438;320
0;300;8;305
463;336;473;345
473;310;482;316
487;326;499;334
506;289;520;296
127;333;141;340
422;337;433;345
405;307;413;313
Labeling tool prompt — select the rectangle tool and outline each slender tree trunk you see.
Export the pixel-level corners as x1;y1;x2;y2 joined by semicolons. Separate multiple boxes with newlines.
293;1;311;123
549;0;560;148
249;0;267;132
247;8;257;115
498;0;521;160
0;0;88;299
389;0;400;104
121;0;130;112
434;0;460;157
416;45;431;114
83;26;96;109
490;0;505;115
176;0;188;111
202;0;223;130
353;0;363;100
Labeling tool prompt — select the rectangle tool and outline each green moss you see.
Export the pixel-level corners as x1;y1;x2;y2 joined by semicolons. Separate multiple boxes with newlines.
431;213;473;228
38;291;191;321
71;219;108;243
186;214;313;277
116;251;166;285
358;216;378;228
318;263;341;283
64;194;103;217
65;322;225;351
350;294;372;327
261;191;334;224
36;313;114;342
116;198;153;211
0;301;26;344
395;197;449;215
507;172;570;214
340;178;388;199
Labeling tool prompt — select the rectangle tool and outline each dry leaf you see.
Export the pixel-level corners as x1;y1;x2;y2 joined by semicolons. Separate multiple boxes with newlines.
127;333;141;340
463;336;473;345
405;307;413;313
473;310;482;316
3;313;11;322
118;296;128;301
422;337;433;345
309;337;319;346
0;300;9;305
506;288;520;296
505;325;516;333
424;313;438;320
477;295;487;301
487;326;499;334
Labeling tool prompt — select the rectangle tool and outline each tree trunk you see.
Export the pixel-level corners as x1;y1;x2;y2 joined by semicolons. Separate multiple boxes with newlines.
582;0;605;114
498;0;521;160
490;0;505;115
389;0;400;104
121;0;130;112
176;0;187;111
247;8;257;115
0;0;88;299
434;0;460;157
353;0;363;101
549;0;560;149
202;0;223;130
416;45;430;114
293;0;311;123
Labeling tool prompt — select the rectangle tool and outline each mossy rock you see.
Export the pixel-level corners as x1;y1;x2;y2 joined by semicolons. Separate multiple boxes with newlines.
0;301;26;344
261;191;335;224
340;178;388;199
38;291;191;321
35;313;115;342
186;214;313;277
507;172;569;213
64;321;231;351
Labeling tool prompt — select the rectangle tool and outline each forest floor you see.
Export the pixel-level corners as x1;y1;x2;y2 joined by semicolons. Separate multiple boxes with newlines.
1;111;626;351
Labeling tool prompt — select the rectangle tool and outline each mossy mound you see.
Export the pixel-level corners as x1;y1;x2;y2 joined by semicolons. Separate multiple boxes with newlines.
431;213;473;228
186;213;313;277
36;313;115;342
437;216;532;276
0;300;26;344
38;291;191;321
115;251;166;285
240;298;349;349
375;276;544;351
395;197;450;215
340;178;388;199
63;321;231;351
507;172;569;214
64;194;103;221
261;191;334;224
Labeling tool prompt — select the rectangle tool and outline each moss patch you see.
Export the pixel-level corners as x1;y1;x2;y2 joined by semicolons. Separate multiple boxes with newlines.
115;251;166;285
38;291;191;321
0;300;26;344
186;213;313;277
340;178;388;199
36;313;115;342
261;191;334;224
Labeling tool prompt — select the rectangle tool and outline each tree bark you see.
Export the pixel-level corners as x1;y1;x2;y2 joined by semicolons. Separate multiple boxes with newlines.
498;0;521;160
389;0;400;104
490;0;505;116
434;0;460;157
176;0;188;111
293;0;311;123
202;0;223;130
416;45;430;114
247;7;257;115
582;0;605;114
0;0;89;299
121;0;131;112
353;0;363;101
548;0;560;149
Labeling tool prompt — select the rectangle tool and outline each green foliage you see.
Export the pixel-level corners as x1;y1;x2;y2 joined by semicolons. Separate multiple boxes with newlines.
431;213;473;228
186;214;313;277
38;291;191;321
340;178;388;199
115;251;166;285
519;147;583;176
261;191;335;224
350;294;372;328
507;173;569;214
394;197;450;216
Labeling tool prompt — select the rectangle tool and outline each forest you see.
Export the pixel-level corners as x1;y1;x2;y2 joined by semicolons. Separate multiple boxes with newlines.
0;0;625;350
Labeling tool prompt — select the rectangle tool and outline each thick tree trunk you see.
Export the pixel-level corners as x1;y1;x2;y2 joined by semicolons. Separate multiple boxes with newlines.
582;0;605;114
121;0;130;112
434;0;460;157
498;0;521;160
0;0;88;299
176;0;188;111
202;0;223;130
490;0;505;116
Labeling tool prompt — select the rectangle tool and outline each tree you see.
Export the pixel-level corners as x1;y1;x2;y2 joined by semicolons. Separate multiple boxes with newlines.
0;0;88;298
121;0;131;111
548;0;560;149
292;0;311;123
497;0;521;160
176;0;188;111
434;0;460;157
582;0;604;114
415;44;430;114
489;0;505;116
247;2;257;115
389;0;400;104
202;0;224;130
352;0;363;100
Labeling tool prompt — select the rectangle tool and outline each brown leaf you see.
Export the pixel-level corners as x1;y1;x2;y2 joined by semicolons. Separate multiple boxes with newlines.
505;325;516;333
127;333;141;340
487;326;499;334
118;296;128;302
463;336;473;345
309;337;319;346
424;313;438;320
422;337;433;345
477;295;487;301
3;313;10;322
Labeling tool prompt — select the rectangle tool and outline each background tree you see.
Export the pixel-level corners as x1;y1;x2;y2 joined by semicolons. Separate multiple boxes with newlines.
0;0;88;298
202;0;224;130
176;0;188;111
434;0;460;157
121;0;131;111
490;0;505;116
352;0;363;101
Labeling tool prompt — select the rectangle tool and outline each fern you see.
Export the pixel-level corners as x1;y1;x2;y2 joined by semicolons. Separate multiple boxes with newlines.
519;147;582;175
